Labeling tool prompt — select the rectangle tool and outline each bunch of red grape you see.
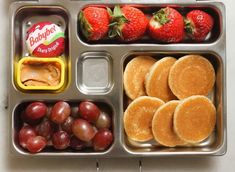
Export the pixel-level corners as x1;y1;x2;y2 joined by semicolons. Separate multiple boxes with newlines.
18;101;113;153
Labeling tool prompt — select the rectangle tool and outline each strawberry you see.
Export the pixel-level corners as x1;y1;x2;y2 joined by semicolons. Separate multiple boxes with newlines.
79;6;110;41
108;5;148;42
148;7;184;43
185;10;214;42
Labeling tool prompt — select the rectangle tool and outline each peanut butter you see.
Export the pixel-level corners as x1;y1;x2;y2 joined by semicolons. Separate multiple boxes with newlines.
20;61;61;86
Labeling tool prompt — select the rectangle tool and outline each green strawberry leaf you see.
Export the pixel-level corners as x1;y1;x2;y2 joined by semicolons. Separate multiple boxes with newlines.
153;7;170;25
109;21;118;27
113;5;123;18
108;5;128;39
116;28;122;38
184;18;194;34
107;7;113;16
108;28;118;38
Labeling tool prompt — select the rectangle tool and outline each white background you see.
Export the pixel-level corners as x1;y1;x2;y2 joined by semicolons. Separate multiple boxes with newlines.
0;0;234;171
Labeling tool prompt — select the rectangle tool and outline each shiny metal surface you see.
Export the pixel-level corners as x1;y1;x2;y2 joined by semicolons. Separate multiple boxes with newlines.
9;0;226;157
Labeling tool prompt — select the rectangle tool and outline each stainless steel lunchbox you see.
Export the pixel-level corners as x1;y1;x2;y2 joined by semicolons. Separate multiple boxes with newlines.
9;0;226;157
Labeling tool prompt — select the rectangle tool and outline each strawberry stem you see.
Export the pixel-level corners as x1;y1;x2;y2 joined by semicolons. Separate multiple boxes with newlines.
184;18;194;34
153;7;170;25
108;5;129;39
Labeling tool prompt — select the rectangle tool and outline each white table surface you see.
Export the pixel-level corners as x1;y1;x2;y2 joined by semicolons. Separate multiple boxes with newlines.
1;0;234;171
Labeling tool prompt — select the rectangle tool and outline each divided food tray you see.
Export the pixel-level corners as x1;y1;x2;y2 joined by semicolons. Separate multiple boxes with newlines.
9;0;227;157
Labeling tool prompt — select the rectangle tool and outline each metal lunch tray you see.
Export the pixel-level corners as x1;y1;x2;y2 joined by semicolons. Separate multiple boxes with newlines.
9;0;227;157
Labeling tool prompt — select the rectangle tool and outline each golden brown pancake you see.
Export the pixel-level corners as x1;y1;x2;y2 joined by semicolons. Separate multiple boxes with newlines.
124;56;156;100
124;96;164;142
145;57;177;102
174;95;216;143
152;100;185;147
168;55;215;99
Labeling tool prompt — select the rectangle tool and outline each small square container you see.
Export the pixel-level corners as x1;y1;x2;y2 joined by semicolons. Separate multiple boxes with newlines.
77;52;113;94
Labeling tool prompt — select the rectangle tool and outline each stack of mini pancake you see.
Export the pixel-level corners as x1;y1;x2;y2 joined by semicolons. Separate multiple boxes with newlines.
123;54;216;147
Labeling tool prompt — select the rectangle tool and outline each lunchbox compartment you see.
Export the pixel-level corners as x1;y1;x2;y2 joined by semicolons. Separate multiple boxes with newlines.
77;52;113;94
77;5;221;45
14;6;69;60
122;51;225;155
12;100;114;155
13;6;70;93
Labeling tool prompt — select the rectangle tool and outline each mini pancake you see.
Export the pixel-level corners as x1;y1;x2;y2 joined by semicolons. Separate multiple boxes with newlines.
124;96;164;142
124;56;157;100
168;55;215;99
145;57;177;102
174;95;216;143
152;100;185;147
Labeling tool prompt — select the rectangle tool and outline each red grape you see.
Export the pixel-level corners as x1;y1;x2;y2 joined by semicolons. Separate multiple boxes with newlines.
35;119;53;140
19;125;36;148
70;136;86;150
50;101;71;124
95;111;111;129
21;111;41;126
25;102;47;120
51;122;60;133
61;116;74;134
79;101;100;122
52;131;70;150
26;136;47;153
71;106;79;118
72;119;96;142
93;129;113;151
46;106;52;118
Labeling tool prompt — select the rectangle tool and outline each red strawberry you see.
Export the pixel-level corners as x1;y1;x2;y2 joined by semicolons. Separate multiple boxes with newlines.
185;10;214;42
79;6;110;41
148;7;184;43
108;5;148;42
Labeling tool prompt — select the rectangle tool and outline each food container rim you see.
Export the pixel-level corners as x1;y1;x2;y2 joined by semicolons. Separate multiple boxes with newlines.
16;57;65;90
